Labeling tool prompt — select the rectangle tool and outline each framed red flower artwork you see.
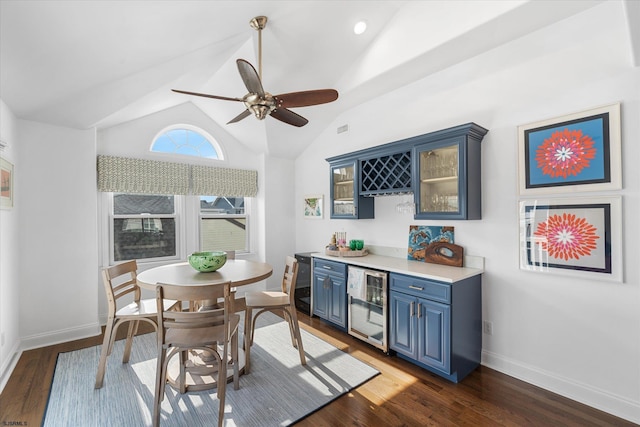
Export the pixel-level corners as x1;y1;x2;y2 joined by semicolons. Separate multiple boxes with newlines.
519;196;622;282
518;103;621;195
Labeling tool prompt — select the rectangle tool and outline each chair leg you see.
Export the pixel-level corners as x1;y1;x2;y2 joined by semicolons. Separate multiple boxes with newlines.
153;346;167;427
216;352;227;427
179;350;189;394
95;317;117;389
283;309;297;348
122;320;138;364
243;307;252;374
290;308;306;366
231;330;239;390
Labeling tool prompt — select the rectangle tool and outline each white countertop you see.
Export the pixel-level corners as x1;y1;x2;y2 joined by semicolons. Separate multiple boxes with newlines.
311;252;483;283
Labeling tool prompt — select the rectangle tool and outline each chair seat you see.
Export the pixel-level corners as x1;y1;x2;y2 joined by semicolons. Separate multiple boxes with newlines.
245;291;288;307
116;298;178;317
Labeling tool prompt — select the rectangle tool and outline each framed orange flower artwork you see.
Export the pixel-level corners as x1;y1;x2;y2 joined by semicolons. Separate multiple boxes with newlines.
519;196;622;282
518;103;621;195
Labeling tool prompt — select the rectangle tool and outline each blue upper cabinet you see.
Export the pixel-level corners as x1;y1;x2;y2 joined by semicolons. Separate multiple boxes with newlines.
330;159;374;219
413;123;488;220
327;122;487;220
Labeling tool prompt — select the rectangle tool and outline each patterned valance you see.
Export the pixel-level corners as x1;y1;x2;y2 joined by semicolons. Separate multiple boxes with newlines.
97;155;258;197
191;165;257;197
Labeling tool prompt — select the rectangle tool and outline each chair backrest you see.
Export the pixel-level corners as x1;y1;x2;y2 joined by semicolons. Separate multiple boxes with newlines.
156;282;232;348
225;250;236;260
282;256;299;304
102;260;141;315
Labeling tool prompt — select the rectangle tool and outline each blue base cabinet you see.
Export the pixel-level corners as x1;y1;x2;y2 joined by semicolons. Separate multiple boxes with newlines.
312;258;348;331
389;272;481;383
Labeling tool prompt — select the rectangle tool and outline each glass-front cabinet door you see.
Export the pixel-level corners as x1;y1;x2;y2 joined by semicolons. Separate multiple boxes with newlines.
414;136;472;220
330;160;374;219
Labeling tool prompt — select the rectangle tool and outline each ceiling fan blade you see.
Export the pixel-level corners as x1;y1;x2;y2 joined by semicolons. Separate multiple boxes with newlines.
270;108;309;127
236;59;265;96
274;89;339;108
171;89;243;102
227;109;252;124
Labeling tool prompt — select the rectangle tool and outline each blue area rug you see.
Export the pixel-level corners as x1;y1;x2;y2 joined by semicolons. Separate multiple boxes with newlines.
43;312;378;426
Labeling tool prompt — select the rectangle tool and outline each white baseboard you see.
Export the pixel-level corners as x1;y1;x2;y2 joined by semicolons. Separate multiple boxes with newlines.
0;341;21;394
20;322;102;352
482;350;640;424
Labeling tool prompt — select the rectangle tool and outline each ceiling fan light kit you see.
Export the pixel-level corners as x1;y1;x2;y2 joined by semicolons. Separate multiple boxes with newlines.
172;16;338;127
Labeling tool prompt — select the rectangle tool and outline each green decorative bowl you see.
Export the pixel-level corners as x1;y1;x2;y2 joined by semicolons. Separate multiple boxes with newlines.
188;251;227;272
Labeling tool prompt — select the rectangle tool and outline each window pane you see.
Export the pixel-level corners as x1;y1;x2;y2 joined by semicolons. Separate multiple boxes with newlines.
200;196;244;214
114;194;174;215
114;218;176;261
200;217;246;252
151;127;220;159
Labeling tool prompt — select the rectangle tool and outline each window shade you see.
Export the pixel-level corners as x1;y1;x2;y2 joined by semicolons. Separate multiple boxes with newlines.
191;165;258;197
97;155;258;197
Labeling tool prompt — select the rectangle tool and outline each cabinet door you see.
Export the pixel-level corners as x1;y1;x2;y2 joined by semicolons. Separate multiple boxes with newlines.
330;160;374;219
389;291;416;358
328;274;347;328
413;136;467;220
312;272;330;319
416;298;451;373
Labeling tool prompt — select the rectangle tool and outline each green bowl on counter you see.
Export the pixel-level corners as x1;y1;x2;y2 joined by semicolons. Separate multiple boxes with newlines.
188;251;227;272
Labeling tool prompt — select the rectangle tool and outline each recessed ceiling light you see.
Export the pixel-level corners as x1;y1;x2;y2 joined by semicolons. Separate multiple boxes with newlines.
353;21;367;35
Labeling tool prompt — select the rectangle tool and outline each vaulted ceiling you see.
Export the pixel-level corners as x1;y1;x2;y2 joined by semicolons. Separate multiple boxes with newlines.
1;1;636;158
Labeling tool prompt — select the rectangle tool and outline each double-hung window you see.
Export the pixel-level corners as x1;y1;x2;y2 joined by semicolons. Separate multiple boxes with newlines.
199;196;247;253
112;194;178;261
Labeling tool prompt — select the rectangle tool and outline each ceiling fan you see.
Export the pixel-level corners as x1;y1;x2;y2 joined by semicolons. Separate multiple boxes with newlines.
172;16;339;127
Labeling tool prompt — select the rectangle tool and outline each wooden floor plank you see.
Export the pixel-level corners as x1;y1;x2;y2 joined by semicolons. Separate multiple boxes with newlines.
0;312;635;427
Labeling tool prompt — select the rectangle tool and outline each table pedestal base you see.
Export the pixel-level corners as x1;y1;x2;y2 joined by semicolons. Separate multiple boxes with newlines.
165;346;245;393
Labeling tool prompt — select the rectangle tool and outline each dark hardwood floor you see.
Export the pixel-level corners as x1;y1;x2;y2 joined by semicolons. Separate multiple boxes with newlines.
1;312;635;426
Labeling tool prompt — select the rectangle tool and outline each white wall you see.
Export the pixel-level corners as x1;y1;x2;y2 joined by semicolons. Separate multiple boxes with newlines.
262;155;296;291
17;120;100;349
295;2;639;423
0;99;20;392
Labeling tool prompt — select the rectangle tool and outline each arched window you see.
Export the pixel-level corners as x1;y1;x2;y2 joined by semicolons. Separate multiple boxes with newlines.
151;125;224;160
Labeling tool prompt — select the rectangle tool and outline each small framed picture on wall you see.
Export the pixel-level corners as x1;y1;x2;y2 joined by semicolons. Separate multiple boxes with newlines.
518;103;621;195
303;194;323;219
1;157;14;209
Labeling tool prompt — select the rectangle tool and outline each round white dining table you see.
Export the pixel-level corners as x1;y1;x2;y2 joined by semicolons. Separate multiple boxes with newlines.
137;259;273;291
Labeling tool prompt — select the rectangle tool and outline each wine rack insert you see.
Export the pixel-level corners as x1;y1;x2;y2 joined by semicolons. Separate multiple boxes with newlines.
360;150;412;195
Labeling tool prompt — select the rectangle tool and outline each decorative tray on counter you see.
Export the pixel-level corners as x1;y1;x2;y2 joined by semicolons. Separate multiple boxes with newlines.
325;248;369;257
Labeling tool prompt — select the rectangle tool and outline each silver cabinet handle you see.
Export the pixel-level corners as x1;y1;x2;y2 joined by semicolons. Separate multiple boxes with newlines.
409;285;424;291
410;301;414;317
417;303;422;318
323;265;332;270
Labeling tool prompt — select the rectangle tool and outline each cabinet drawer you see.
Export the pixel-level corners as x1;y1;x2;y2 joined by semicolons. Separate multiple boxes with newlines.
313;258;346;276
390;273;451;304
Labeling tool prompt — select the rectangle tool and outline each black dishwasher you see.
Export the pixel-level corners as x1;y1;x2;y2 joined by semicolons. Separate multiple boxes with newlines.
294;252;313;315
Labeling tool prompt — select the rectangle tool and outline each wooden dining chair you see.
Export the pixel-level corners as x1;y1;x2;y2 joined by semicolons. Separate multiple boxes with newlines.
95;260;179;389
243;255;305;374
153;281;239;427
